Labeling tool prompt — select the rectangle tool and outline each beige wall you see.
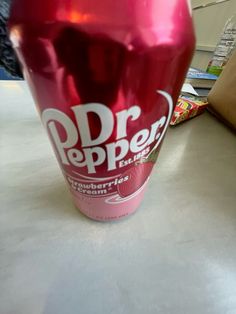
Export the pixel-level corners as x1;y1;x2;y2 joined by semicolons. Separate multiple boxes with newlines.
191;0;236;69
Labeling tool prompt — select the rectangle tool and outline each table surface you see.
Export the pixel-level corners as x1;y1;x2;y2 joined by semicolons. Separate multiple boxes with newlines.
1;81;236;314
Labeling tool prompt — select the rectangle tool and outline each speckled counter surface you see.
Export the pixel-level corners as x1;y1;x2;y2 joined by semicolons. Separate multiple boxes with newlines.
1;81;236;314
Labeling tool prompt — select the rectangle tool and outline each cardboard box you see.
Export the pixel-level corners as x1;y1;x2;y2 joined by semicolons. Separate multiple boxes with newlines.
208;51;236;130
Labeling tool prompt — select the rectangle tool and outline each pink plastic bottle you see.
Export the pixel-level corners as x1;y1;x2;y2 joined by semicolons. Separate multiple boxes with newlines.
9;0;195;221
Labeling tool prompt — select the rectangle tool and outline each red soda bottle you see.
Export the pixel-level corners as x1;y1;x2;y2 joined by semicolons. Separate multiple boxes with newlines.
9;0;195;221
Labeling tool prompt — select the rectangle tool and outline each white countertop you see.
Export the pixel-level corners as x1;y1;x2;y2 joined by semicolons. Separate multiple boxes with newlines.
1;81;236;314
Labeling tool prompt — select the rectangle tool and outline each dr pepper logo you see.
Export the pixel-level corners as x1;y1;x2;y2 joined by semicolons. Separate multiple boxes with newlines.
42;90;173;174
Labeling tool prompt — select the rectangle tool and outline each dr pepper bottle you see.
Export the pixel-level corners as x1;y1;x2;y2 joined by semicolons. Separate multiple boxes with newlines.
9;0;195;221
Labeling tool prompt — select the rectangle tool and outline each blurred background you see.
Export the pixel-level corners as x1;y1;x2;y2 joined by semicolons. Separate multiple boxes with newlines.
192;0;236;69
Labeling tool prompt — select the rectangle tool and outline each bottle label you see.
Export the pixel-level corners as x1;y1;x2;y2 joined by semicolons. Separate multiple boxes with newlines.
42;90;173;199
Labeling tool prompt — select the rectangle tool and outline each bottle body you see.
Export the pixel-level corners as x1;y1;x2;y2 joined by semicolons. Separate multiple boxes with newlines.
9;0;195;221
207;15;236;76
